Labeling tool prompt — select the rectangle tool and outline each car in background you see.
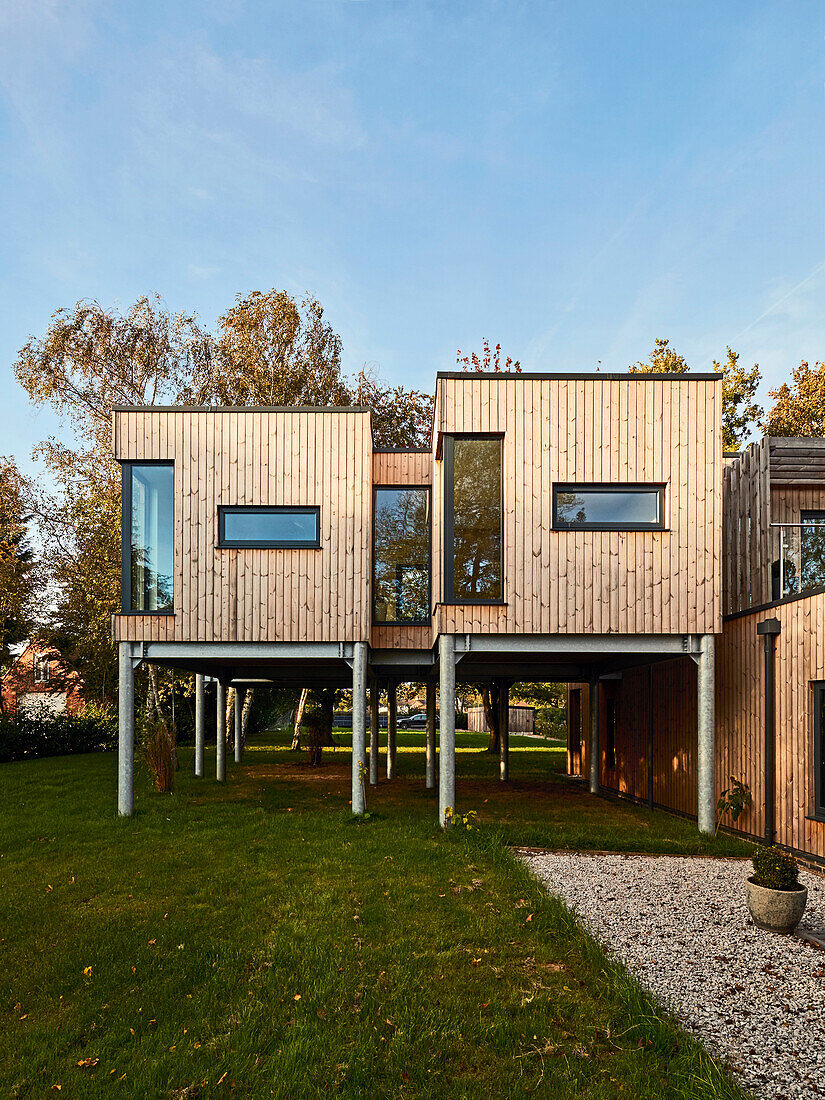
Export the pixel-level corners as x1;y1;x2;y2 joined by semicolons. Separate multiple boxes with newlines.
397;711;429;729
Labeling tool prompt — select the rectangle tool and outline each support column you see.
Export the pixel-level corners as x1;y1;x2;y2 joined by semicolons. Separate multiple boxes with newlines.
498;680;510;781
438;634;456;827
386;680;397;780
697;633;716;835
647;665;654;811
117;642;135;817
369;678;380;787
194;674;205;778
589;679;599;795
757;619;781;844
425;678;436;790
216;680;226;783
351;642;368;814
234;686;244;763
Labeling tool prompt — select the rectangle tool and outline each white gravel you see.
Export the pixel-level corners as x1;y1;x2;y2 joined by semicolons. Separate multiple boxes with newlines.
520;851;825;1100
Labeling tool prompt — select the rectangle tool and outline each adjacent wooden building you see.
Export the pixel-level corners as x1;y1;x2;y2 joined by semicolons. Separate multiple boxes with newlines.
588;437;825;864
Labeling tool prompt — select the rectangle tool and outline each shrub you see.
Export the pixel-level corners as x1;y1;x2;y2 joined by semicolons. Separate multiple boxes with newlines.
0;705;117;762
752;845;800;891
141;716;175;792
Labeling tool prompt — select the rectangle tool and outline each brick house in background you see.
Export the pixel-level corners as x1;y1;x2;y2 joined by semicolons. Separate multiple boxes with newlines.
1;641;84;717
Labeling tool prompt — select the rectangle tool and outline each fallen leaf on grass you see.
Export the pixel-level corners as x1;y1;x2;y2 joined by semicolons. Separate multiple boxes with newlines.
217;1070;228;1085
83;966;92;977
526;914;534;923
77;1058;99;1069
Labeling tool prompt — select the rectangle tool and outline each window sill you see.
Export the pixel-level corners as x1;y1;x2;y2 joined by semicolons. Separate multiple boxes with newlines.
118;610;176;616
214;544;322;550
805;813;825;825
439;601;508;607
552;527;670;534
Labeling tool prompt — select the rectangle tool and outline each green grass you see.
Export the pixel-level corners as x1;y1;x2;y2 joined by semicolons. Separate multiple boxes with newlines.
0;733;752;1099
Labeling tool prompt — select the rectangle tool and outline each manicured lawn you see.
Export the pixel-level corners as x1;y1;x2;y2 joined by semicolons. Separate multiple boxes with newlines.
0;733;752;1098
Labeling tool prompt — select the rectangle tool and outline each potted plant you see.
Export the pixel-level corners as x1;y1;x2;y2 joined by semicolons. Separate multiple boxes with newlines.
746;846;807;934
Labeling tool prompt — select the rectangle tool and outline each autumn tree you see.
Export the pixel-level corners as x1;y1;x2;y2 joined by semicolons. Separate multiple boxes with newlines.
456;340;521;373
0;457;37;680
763;360;825;437
628;337;689;374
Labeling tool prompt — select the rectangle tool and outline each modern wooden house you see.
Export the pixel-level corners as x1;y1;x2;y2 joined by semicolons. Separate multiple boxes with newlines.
576;437;825;865
113;371;722;833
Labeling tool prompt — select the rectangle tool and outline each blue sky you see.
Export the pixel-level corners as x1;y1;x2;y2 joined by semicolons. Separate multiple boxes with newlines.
1;1;823;471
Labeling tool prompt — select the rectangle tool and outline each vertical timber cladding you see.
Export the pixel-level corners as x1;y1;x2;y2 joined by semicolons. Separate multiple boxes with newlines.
434;373;722;636
597;660;698;815
112;407;372;644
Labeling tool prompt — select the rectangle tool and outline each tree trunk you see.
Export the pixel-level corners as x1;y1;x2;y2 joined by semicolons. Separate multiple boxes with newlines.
241;687;254;748
225;686;236;748
291;688;309;750
482;685;500;752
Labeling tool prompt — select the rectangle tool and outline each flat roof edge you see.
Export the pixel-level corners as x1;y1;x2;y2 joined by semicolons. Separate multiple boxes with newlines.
112;405;372;413
436;371;722;381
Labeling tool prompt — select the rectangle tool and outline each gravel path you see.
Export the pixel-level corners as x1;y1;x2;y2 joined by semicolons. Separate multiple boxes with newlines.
520;851;825;1100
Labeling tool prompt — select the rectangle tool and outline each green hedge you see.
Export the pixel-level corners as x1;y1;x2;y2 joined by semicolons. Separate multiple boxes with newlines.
0;707;117;763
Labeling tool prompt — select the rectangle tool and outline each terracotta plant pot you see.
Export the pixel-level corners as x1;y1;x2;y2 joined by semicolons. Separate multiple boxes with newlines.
746;877;808;934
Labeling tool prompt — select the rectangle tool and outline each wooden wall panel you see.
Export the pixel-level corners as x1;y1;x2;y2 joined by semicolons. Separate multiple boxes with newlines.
372;451;432;485
113;408;372;644
435;375;721;636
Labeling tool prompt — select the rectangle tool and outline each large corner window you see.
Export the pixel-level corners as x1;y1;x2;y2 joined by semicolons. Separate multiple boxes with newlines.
373;487;431;624
218;506;320;548
815;683;825;821
553;484;665;531
444;435;503;603
123;463;174;613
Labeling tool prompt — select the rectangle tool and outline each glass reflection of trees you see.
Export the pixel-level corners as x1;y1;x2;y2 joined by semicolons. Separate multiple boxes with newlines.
130;465;174;612
373;487;430;623
452;438;502;601
773;514;825;599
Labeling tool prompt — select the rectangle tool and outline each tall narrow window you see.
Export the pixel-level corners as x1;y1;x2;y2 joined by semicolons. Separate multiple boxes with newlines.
373;487;430;623
605;698;617;770
815;683;825;820
444;436;503;602
124;464;174;612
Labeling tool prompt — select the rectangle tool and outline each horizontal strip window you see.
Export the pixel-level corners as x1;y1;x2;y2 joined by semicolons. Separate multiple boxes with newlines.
218;506;320;548
553;484;665;531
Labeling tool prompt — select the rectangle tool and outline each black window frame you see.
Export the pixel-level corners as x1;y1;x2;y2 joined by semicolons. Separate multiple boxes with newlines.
552;482;666;532
120;460;175;615
217;505;321;549
371;484;432;627
814;681;825;821
443;433;505;605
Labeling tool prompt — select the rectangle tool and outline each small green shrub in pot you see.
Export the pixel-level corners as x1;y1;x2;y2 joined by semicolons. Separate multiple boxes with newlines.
752;846;799;891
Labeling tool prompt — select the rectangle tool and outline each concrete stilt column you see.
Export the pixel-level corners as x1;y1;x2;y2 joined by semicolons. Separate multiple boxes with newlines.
438;635;456;827
234;686;244;763
194;674;205;777
425;679;436;790
697;633;716;835
216;681;226;783
351;642;368;814
589;679;599;795
498;681;510;782
117;642;135;817
369;679;380;787
386;681;397;780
